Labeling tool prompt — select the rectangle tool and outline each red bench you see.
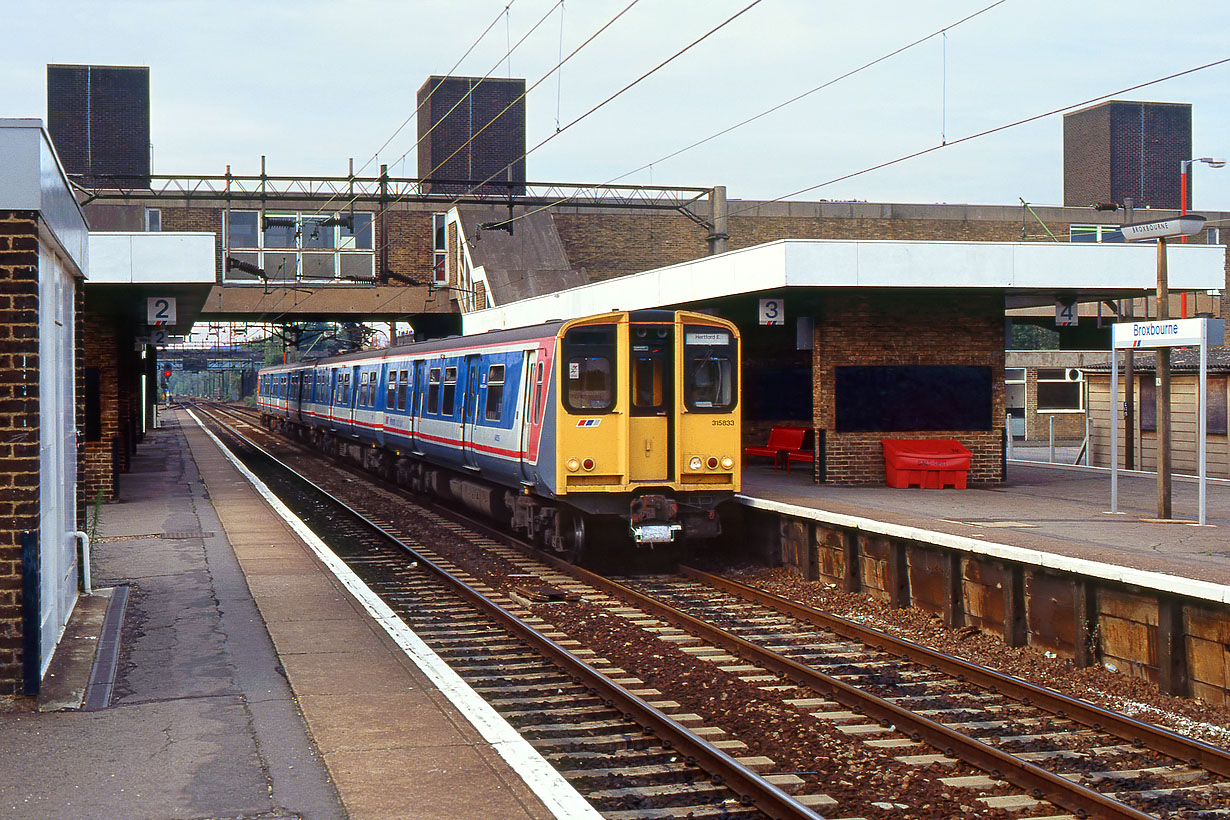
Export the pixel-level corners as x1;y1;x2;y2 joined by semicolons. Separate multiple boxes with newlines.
882;438;971;489
745;426;811;471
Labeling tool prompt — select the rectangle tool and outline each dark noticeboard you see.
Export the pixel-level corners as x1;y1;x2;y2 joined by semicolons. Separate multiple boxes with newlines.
835;365;993;432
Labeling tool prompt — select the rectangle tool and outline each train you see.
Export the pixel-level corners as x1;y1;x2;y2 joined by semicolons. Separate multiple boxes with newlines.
256;309;741;562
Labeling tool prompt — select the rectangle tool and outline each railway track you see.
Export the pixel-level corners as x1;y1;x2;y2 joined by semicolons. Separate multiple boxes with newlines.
194;401;1230;819
192;403;815;820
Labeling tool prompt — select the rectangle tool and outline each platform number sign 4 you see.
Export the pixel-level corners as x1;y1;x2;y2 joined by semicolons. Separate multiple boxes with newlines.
1055;300;1077;328
148;297;176;327
759;297;784;326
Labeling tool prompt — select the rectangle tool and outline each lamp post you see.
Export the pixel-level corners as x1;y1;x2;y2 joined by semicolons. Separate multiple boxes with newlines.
1179;157;1225;317
1119;215;1207;520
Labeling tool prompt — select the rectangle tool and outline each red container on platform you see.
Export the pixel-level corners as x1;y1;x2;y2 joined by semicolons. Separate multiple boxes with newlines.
881;439;971;489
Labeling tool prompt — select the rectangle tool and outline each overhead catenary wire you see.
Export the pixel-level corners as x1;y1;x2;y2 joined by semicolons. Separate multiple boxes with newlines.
355;0;646;263
458;0;765;224
477;0;1002;233
727;55;1230;218
307;1;521;220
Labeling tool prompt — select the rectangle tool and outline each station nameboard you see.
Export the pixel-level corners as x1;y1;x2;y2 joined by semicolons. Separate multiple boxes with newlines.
1111;317;1225;349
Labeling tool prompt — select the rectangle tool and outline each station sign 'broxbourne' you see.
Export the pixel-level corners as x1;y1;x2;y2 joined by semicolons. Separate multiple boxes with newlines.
1118;215;1206;241
1111;318;1225;349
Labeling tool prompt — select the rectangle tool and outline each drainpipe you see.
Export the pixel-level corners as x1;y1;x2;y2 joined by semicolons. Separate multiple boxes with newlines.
72;531;92;595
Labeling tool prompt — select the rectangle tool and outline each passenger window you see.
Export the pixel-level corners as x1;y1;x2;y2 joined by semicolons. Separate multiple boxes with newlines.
428;368;441;414
359;372;369;407
485;364;505;421
386;369;396;409
442;367;458;415
397;370;409;411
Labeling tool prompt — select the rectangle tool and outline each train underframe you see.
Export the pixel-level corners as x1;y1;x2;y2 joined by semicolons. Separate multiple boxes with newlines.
265;414;725;564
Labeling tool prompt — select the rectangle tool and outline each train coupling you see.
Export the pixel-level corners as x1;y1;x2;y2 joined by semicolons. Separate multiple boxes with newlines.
629;494;682;545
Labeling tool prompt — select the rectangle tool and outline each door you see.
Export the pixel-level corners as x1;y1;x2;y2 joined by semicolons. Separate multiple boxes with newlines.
518;350;537;482
462;355;481;469
628;327;673;481
37;242;78;674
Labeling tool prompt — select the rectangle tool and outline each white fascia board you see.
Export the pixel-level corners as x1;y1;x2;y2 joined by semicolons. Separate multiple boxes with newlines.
462;238;1226;334
0;120;89;274
1009;242;1224;290
88;232;217;284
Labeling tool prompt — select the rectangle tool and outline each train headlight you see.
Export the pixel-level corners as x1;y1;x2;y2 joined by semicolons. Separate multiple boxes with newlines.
720;456;734;470
688;456;703;471
567;458;580;472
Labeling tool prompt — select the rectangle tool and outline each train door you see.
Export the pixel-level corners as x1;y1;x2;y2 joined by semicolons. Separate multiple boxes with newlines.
411;360;426;452
629;324;673;481
461;354;481;469
346;365;360;428
518;349;537;482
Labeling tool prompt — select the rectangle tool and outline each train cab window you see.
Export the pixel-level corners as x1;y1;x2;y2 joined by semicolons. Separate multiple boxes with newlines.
562;324;615;413
428;368;441;413
397;370;409;411
683;326;738;413
484;364;505;421
442;367;458;415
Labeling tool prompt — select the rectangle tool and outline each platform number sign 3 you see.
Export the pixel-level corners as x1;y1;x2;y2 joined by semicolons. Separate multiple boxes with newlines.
148;297;177;327
1055;300;1077;328
759;297;784;326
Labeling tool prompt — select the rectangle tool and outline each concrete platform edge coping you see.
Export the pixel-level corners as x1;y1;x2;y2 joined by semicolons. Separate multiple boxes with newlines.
734;494;1230;606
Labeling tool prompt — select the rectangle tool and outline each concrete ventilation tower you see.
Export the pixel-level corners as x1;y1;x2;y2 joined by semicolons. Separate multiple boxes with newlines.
416;76;526;195
1063;100;1192;209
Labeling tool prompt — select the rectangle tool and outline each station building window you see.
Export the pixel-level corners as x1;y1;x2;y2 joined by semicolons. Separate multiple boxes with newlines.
1036;368;1083;412
433;213;448;283
225;209;374;283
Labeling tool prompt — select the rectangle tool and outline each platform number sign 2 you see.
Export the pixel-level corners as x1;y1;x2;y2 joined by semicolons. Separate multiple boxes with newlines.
148;297;176;327
759;297;784;326
1055;300;1077;328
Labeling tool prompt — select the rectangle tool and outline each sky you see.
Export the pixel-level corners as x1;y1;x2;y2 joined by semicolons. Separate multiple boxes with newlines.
4;0;1230;211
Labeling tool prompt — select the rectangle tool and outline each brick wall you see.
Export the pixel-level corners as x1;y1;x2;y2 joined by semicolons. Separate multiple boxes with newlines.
81;312;122;501
417;76;526;194
160;208;224;281
47;65;150;189
553;212;707;281
814;291;1005;485
383;211;433;284
0;211;42;695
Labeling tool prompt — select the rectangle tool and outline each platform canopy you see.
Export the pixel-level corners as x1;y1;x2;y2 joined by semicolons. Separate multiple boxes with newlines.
463;238;1226;333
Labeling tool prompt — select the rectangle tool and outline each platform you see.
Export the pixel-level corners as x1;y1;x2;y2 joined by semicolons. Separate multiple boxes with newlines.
740;459;1230;590
0;410;563;820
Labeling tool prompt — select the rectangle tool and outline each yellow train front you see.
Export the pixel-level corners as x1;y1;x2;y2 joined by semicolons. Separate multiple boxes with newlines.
535;309;741;555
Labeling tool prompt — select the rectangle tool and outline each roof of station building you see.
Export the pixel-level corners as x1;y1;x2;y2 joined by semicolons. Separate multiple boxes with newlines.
463;238;1226;334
